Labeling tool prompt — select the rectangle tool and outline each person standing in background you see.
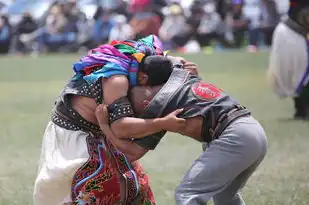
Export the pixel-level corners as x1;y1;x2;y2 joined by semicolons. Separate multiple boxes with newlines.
14;12;38;54
93;9;115;45
0;15;11;54
108;15;133;42
129;0;162;39
231;0;249;48
260;0;280;46
159;2;189;50
243;0;261;52
268;0;309;120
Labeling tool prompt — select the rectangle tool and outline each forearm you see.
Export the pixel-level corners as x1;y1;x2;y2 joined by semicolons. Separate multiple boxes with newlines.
99;123;148;161
111;117;164;139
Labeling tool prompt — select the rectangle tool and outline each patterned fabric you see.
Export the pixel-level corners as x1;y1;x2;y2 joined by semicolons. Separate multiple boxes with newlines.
107;97;135;123
73;35;164;87
71;136;156;205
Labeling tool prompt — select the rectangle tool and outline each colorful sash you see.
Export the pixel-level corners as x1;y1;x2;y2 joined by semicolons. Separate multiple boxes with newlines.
73;35;164;87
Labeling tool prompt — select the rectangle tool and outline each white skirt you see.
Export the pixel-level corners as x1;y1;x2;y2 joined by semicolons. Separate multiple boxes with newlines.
268;22;308;98
33;121;90;205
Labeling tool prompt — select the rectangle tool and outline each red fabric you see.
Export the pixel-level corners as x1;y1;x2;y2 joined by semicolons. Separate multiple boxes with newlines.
71;136;156;205
110;40;134;47
132;161;156;204
129;0;151;12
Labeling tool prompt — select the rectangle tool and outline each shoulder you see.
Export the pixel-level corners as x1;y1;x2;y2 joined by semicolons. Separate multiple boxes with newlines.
272;22;306;48
274;22;304;39
103;75;129;87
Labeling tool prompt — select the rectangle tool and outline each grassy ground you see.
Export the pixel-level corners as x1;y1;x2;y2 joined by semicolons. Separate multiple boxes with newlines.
0;52;308;205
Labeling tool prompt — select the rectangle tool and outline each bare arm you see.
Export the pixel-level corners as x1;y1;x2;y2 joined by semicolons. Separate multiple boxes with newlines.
95;105;148;161
102;75;184;138
110;109;185;139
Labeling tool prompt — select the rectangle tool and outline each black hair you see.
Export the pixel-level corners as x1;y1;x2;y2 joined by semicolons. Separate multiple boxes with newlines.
140;55;173;86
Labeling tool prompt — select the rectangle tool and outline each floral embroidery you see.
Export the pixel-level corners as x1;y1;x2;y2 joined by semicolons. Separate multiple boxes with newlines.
71;136;156;205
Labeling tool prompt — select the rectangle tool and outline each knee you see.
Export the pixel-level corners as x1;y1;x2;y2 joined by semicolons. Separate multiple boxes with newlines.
175;184;183;199
175;184;188;202
174;184;195;203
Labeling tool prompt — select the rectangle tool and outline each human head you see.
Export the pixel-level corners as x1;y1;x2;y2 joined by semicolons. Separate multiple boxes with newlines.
50;4;62;15
169;3;184;16
137;55;174;86
129;85;162;116
203;2;216;14
114;15;127;27
101;9;112;22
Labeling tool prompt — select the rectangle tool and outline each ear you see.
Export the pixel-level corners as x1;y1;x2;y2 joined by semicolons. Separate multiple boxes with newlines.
138;72;149;85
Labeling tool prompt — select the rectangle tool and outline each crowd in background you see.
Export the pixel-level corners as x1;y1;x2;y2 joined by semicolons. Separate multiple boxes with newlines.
0;0;289;55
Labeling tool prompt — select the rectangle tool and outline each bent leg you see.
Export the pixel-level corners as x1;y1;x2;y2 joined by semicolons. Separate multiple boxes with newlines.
175;116;267;205
213;152;265;205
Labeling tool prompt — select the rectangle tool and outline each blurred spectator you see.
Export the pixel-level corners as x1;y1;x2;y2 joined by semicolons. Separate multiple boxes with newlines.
244;0;261;52
14;12;38;53
0;0;289;55
195;2;232;48
129;0;162;39
0;15;11;54
76;12;94;50
94;6;104;21
259;0;280;46
63;0;82;23
217;0;233;20
42;3;77;51
150;0;167;22
93;8;114;45
187;0;205;36
196;2;222;47
231;0;249;48
159;3;189;49
113;0;130;18
109;15;133;42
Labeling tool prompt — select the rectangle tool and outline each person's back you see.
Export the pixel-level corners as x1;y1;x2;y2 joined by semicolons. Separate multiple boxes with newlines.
130;69;248;150
117;68;267;205
161;74;241;141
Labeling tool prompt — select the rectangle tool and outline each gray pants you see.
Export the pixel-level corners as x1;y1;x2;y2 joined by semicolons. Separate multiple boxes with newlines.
175;116;268;205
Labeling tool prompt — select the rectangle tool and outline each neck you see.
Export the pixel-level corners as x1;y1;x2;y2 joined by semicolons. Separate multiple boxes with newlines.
150;85;163;97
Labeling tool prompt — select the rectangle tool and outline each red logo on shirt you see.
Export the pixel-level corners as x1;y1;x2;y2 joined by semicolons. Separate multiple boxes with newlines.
191;82;222;100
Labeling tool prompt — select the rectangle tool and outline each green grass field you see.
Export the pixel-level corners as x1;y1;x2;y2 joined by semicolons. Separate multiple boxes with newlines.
0;52;309;205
